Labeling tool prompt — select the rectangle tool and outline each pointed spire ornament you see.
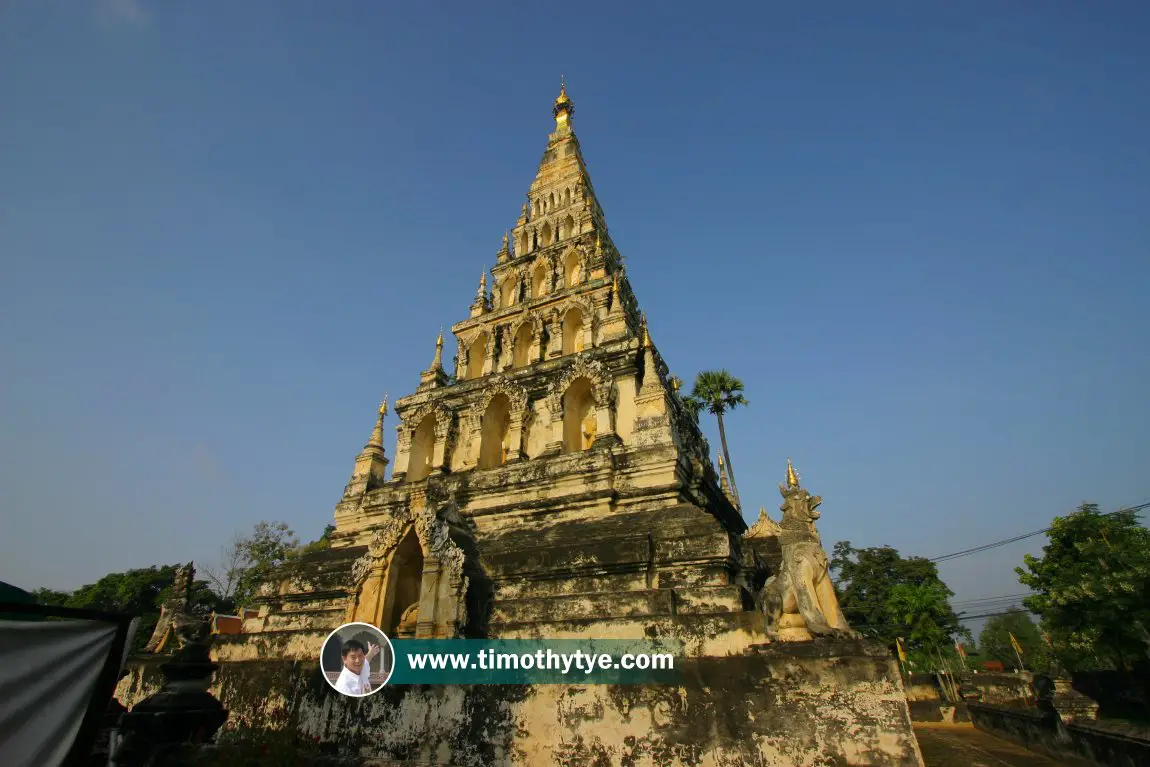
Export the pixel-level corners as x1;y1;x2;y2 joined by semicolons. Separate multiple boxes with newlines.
641;313;651;348
553;76;574;122
501;231;509;251
786;457;800;488
718;454;734;497
346;393;390;498
366;394;388;450
477;271;487;299
430;328;445;370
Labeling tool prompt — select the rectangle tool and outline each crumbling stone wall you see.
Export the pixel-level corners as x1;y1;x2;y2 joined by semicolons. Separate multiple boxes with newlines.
118;639;923;766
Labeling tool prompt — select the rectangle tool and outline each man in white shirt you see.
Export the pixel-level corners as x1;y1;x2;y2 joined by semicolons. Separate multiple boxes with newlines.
333;638;380;696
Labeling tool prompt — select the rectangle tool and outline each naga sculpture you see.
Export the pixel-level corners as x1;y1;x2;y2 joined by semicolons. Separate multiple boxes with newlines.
761;460;853;640
143;562;206;653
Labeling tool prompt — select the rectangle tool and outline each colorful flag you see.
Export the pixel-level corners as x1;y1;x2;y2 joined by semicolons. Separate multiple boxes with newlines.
1009;632;1024;656
955;642;966;659
896;637;907;662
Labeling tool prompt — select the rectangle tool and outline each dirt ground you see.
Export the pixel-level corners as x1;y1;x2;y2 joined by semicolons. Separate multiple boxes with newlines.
913;723;1082;767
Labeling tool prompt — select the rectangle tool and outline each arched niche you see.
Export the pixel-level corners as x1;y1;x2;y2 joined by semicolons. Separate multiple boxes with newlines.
564;249;581;287
563;188;572;206
381;528;424;638
562;377;596;453
478;393;512;469
499;276;518;308
560;215;575;241
466;333;487;379
518;230;529;256
531;263;549;298
541;222;553;247
407;413;437;482
562;307;584;355
512;323;533;368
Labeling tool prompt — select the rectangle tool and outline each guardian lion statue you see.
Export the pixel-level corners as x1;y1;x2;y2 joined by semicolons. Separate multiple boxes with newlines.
761;461;854;640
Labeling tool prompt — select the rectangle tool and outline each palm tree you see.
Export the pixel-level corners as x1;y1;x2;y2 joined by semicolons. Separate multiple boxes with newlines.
683;370;748;504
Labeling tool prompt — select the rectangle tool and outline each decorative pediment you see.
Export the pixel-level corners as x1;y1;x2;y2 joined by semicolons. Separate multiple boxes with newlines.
546;354;614;414
402;401;455;437
553;294;595;322
477;375;529;415
350;512;411;585
459;326;491;348
745;508;782;540
511;311;544;337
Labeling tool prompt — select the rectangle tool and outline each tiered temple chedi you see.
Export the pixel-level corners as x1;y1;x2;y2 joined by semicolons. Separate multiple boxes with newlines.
196;86;923;766
225;83;754;655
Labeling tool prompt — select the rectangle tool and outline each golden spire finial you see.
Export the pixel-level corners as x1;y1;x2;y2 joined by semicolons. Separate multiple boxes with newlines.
366;394;387;450
641;313;651;348
717;454;724;467
553;76;574;119
502;230;509;249
786;457;800;488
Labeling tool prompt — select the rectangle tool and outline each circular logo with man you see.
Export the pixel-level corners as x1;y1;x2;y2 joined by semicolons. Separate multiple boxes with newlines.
320;622;395;697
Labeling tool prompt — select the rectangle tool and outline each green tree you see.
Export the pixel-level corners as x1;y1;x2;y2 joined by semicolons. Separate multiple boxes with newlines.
205;521;299;609
682;370;748;504
30;587;71;606
55;565;219;651
66;565;182;616
296;523;337;556
887;581;955;651
831;542;966;652
1016;502;1150;671
978;609;1050;672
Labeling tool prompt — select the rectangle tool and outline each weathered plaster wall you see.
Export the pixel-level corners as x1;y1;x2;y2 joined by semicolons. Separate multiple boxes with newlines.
969;702;1149;767
967;672;1033;705
902;671;1034;721
903;674;966;722
117;639;923;767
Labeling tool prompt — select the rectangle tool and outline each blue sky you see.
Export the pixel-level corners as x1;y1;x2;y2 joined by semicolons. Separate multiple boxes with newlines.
2;2;1148;630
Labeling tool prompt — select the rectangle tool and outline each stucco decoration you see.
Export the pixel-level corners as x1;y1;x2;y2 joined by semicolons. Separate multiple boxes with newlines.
470;376;530;430
414;486;470;630
404;401;454;433
349;513;410;586
546;354;613;416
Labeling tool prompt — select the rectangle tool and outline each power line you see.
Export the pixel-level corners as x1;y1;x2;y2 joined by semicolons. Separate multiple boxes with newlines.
829;500;1149;589
951;592;1031;607
854;607;1034;632
928;501;1150;564
954;608;1033;622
